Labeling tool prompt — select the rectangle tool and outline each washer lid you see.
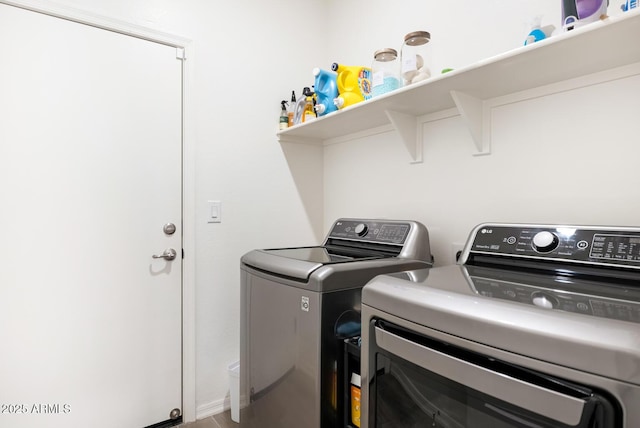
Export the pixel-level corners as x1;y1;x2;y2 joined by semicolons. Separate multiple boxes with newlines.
264;246;382;264
241;246;383;281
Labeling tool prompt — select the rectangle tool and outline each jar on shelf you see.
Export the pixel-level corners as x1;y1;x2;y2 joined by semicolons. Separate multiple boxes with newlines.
371;48;400;97
401;30;432;86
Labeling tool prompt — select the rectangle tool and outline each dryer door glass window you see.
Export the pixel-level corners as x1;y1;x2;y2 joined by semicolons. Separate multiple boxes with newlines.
370;321;619;428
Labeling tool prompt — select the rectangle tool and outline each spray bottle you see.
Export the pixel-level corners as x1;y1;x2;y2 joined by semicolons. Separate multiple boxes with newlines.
302;87;316;123
287;91;296;127
331;63;372;110
279;100;289;130
312;68;338;117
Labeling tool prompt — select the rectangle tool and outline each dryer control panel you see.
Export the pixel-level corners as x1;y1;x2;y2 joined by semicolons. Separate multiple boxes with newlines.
464;224;640;269
468;273;640;323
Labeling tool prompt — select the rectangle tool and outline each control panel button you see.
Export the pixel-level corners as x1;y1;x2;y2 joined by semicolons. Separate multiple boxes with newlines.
576;302;589;311
532;231;559;253
354;223;368;237
531;292;558;309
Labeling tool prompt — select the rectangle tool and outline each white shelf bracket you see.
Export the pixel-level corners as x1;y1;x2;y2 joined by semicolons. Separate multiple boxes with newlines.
450;90;491;156
385;110;423;163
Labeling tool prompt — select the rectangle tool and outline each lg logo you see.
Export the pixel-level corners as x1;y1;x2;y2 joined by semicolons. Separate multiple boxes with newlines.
301;296;310;312
481;228;493;234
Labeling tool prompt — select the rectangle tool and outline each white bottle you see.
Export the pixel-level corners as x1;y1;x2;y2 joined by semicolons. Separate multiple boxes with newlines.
279;100;288;130
287;90;296;127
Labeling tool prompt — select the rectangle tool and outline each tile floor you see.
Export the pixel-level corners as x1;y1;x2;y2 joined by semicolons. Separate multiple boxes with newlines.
181;410;238;428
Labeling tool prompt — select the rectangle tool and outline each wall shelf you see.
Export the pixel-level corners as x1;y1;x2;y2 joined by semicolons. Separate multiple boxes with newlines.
277;10;640;161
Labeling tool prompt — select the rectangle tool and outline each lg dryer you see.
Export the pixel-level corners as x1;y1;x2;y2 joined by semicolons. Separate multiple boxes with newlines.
239;218;432;428
362;223;640;428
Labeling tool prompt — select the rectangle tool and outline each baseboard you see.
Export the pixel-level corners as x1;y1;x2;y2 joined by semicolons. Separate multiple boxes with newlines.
196;396;228;420
196;395;247;420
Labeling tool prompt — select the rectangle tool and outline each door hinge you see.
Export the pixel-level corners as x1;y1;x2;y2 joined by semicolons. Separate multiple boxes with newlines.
176;47;186;61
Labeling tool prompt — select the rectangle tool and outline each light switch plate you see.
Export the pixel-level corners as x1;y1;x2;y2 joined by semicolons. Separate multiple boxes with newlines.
207;200;221;223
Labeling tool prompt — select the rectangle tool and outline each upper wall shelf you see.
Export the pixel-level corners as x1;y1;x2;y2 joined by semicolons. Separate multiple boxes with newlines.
277;10;640;161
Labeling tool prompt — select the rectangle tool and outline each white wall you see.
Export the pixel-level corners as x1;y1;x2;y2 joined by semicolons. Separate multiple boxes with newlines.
323;0;638;267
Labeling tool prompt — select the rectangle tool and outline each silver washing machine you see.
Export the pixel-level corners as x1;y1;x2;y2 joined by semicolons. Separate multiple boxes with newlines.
362;223;640;428
239;218;432;428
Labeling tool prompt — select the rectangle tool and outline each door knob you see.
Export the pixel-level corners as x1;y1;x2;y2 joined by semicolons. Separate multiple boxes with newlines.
153;248;177;261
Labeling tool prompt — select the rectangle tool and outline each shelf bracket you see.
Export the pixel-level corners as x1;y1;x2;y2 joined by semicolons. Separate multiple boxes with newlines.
450;90;491;156
385;110;423;163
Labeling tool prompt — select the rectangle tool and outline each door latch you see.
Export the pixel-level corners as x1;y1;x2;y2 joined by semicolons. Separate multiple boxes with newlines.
152;248;177;261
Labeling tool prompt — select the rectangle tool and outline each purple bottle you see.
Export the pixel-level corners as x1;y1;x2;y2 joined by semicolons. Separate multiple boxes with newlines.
562;0;608;30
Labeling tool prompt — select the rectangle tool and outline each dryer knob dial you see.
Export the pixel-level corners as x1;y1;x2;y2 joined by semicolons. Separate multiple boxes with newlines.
532;292;558;309
532;231;559;253
355;223;368;237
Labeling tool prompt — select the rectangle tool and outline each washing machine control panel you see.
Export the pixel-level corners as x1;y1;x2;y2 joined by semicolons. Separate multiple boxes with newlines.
467;224;640;269
328;219;410;244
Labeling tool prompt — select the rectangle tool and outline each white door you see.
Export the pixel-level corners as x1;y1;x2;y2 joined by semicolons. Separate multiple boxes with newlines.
0;4;183;428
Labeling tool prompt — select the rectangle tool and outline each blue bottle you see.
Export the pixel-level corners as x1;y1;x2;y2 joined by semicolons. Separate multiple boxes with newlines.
312;68;338;117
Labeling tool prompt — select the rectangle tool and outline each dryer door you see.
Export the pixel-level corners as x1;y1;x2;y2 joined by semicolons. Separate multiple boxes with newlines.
369;320;619;428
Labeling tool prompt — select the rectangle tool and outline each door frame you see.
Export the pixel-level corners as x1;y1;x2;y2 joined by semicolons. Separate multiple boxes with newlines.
0;0;197;423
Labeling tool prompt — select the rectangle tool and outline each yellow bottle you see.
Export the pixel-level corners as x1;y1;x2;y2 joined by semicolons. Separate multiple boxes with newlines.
287;90;296;127
302;87;316;123
331;63;372;109
350;373;361;427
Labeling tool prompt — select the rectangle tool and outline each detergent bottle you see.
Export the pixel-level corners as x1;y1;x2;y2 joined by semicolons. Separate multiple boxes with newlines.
331;63;372;110
562;0;608;31
524;16;556;45
302;86;316;123
312;68;338;117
